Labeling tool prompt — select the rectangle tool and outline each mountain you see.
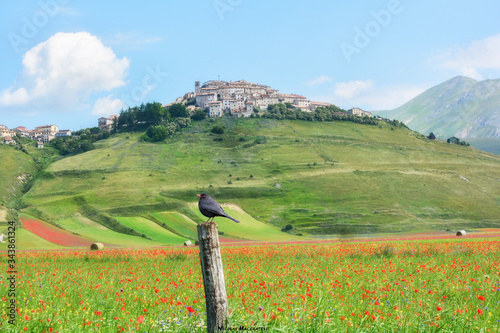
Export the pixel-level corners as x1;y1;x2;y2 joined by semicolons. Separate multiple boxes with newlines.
376;76;500;142
9;118;499;246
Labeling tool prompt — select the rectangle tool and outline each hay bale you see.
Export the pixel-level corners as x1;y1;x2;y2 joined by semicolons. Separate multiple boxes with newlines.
184;240;192;246
456;230;466;237
90;242;104;250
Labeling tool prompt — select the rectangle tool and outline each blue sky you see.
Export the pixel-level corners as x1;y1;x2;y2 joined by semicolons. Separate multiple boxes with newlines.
1;0;500;130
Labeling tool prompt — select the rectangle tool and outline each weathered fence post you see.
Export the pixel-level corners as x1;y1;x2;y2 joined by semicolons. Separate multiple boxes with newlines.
197;222;228;332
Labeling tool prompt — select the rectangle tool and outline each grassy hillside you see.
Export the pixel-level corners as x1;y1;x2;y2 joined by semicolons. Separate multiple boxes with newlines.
20;118;500;238
0;144;37;206
466;138;500;155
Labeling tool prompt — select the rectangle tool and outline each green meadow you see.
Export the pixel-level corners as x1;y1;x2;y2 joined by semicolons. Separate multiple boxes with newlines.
1;117;499;248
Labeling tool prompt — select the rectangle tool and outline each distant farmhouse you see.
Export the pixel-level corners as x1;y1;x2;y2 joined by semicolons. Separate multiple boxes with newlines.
170;80;336;117
35;125;59;142
98;115;118;131
3;136;15;145
348;107;372;118
56;129;72;138
0;124;16;138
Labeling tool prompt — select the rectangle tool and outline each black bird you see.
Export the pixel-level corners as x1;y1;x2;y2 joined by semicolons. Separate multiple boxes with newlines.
197;193;240;224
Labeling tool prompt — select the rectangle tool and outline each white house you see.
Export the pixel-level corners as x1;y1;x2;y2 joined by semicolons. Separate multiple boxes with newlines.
195;93;217;109
348;107;372;117
0;125;16;138
56;130;72;138
98;115;118;131
208;101;223;117
3;137;15;144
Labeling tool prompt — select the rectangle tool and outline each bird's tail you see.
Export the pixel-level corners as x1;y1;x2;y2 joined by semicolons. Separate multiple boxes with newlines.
227;215;240;223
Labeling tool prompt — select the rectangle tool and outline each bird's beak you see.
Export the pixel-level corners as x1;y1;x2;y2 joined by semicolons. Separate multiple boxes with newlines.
196;194;201;197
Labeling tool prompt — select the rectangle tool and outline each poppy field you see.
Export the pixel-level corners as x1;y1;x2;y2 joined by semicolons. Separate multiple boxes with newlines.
2;237;500;332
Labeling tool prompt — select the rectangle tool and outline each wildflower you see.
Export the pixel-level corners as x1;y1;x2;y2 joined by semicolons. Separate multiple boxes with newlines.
436;306;442;311
137;315;145;324
478;309;484;315
94;311;102;316
478;295;486;301
187;306;195;313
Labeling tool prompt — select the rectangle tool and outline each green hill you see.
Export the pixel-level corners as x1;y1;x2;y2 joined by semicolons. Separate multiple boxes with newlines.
18;117;500;240
0;141;57;236
0;144;37;206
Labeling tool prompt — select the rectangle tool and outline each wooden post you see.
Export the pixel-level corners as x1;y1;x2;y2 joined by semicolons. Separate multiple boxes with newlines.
197;222;228;332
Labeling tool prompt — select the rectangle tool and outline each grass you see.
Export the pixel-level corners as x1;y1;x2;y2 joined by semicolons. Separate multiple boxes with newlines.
114;216;189;244
56;216;164;247
3;237;500;332
0;228;64;251
11;118;500;245
0;145;37;206
151;212;199;239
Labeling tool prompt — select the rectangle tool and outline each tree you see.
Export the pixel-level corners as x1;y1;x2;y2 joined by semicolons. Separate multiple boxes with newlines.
191;109;207;121
144;102;166;125
146;125;168;142
211;125;225;134
89;127;101;134
169;103;188;118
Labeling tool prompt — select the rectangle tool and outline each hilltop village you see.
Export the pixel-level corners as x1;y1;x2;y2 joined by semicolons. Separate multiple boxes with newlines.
167;80;373;118
1;79;374;146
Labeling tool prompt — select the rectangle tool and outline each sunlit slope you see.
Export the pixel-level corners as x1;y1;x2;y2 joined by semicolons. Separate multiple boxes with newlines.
151;212;199;239
115;217;188;244
57;215;164;247
0;228;65;251
0;145;38;205
22;118;500;235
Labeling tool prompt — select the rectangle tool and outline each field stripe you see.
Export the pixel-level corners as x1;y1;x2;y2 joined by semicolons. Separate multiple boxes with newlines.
19;214;99;247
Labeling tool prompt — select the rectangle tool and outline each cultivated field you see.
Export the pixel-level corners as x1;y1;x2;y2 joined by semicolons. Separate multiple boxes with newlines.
1;236;500;332
15;118;500;242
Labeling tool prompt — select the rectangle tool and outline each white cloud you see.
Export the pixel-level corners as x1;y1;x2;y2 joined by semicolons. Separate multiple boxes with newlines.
306;75;333;87
431;33;500;80
92;95;125;116
314;80;425;110
333;80;374;99
0;31;129;110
